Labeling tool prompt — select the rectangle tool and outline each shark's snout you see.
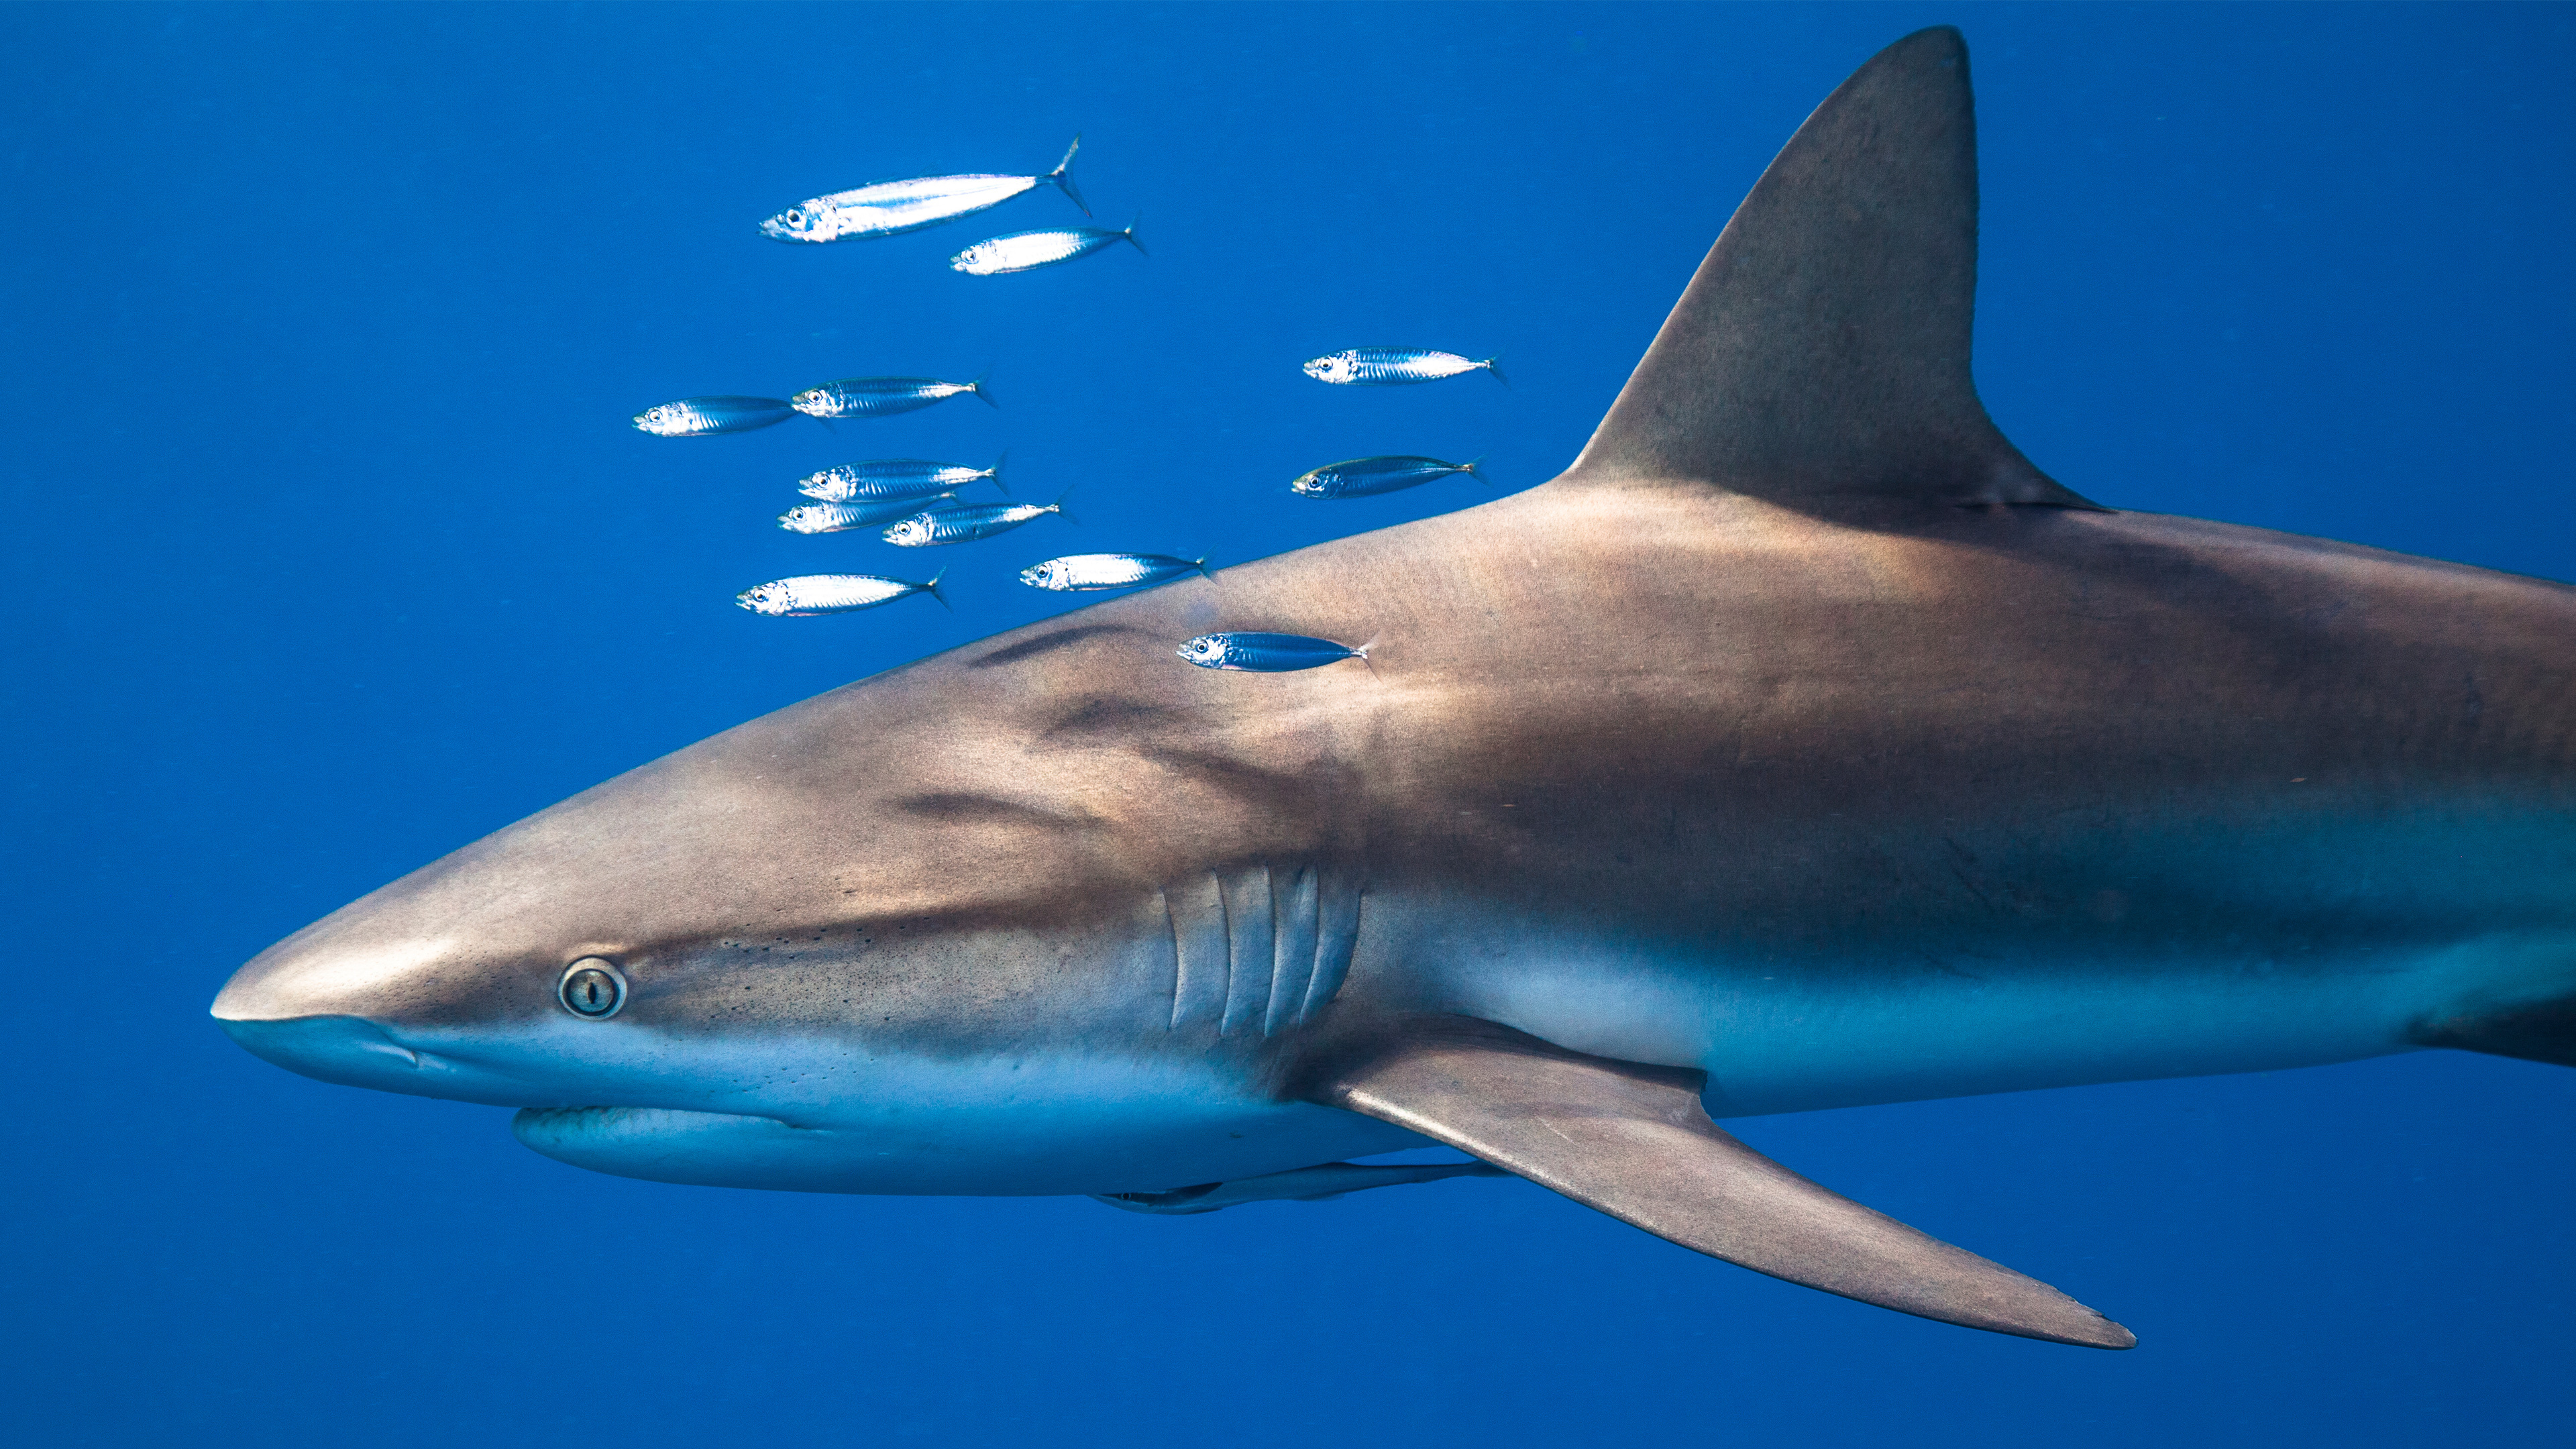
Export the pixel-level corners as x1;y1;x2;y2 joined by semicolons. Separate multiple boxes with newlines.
211;922;561;1106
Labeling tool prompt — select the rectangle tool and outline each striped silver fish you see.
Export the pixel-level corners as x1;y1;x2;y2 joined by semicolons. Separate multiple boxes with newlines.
631;396;798;437
1176;632;1371;673
735;571;948;616
883;494;1074;547
779;496;957;535
796;455;1008;503
1301;348;1506;387
951;218;1144;276
759;138;1087;244
1291;455;1487;498
1018;553;1212;592
791;376;993;420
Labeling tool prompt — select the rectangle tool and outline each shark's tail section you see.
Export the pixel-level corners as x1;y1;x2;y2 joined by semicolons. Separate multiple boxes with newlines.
1048;136;1089;216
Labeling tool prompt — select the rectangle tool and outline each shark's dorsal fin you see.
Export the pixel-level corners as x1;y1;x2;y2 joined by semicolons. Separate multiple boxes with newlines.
1300;1016;2135;1348
1559;26;2098;511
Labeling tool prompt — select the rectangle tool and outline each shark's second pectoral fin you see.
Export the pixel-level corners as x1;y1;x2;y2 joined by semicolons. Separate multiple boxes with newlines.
1300;1016;2135;1349
1089;1159;1506;1215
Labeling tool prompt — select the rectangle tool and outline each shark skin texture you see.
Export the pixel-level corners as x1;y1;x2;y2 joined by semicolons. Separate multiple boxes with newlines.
212;29;2576;1350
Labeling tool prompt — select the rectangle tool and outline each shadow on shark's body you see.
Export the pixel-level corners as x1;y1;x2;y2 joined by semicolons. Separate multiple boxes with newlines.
212;29;2576;1350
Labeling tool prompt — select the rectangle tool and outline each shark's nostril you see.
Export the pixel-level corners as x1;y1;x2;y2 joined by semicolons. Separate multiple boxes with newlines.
213;1014;541;1109
351;1036;423;1069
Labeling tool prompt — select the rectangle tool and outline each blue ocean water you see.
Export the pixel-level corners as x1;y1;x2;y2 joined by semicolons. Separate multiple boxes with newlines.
5;2;2573;1442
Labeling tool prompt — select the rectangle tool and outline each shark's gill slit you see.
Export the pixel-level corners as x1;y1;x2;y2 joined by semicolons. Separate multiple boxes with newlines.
1161;886;1184;1032
1211;868;1236;1034
1167;871;1229;1032
1219;866;1275;1036
1265;865;1320;1036
1304;873;1360;1024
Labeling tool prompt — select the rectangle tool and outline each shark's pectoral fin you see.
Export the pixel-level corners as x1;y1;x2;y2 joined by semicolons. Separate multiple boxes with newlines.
1299;1016;2134;1349
1089;1159;1505;1216
1556;26;2101;514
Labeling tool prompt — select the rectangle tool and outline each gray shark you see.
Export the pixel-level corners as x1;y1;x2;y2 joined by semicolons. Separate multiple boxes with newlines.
211;28;2576;1352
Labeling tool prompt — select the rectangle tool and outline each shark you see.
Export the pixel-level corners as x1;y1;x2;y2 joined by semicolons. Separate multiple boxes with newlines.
211;28;2576;1351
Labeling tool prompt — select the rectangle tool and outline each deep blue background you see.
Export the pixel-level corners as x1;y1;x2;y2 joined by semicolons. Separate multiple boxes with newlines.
5;3;2573;1444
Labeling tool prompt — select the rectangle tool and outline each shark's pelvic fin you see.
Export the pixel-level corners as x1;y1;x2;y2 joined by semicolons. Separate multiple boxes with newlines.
1560;26;2098;513
1089;1159;1505;1216
2412;991;2576;1068
1301;1016;2135;1349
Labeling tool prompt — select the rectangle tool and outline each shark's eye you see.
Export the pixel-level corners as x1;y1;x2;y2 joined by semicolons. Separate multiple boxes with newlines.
558;959;627;1019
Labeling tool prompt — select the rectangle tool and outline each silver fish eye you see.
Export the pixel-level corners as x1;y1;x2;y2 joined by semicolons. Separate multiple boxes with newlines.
558;958;627;1019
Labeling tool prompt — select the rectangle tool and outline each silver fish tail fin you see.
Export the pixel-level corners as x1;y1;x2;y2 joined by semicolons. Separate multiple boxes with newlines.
1051;486;1079;526
1191;555;1217;583
1479;354;1507;387
1554;27;2096;513
969;372;999;409
1049;135;1089;216
1118;213;1146;256
1460;454;1492;485
922;569;952;612
1351;635;1379;677
986;449;1011;495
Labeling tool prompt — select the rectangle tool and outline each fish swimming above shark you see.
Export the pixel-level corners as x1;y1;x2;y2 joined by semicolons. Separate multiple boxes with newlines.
211;28;2576;1351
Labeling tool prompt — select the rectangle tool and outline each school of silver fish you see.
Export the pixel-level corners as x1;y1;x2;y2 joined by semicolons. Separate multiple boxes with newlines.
633;138;1494;663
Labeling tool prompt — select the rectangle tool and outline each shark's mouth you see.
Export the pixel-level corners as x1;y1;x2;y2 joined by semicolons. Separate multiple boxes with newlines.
511;1105;833;1189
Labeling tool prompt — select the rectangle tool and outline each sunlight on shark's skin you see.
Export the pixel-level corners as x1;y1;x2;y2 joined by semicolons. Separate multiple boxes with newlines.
213;29;2576;1351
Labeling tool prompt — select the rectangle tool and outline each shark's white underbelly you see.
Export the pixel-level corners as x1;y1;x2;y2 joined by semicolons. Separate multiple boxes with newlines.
504;1039;1430;1196
1429;923;2576;1117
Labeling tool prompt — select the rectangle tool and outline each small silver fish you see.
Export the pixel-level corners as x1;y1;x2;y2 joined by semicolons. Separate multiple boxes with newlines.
790;376;994;420
735;571;949;616
883;493;1075;547
951;217;1145;276
632;396;798;437
779;496;957;534
796;455;1008;503
759;138;1087;244
1301;348;1506;387
1176;632;1371;673
1291;455;1487;499
1018;553;1213;592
